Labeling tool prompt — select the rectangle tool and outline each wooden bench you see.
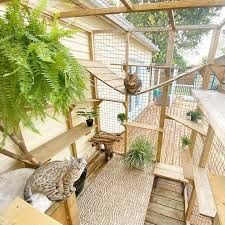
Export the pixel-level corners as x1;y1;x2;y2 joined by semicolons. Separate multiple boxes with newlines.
154;163;189;185
193;167;216;218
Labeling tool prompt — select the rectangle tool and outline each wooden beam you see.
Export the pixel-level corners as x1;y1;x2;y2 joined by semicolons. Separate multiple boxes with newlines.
168;10;175;31
185;186;197;222
218;17;225;28
93;24;217;33
120;0;133;10
123;122;163;132
59;0;225;18
199;125;215;167
156;29;176;162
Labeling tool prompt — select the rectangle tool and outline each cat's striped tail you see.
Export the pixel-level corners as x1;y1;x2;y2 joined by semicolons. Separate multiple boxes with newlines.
24;179;33;204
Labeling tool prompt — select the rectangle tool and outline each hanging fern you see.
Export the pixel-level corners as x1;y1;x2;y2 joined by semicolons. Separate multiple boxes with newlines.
0;0;87;134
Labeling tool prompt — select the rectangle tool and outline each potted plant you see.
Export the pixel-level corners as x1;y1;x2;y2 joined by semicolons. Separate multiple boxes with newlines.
117;113;128;124
181;135;191;150
181;135;193;180
186;110;202;123
124;136;154;169
77;108;97;127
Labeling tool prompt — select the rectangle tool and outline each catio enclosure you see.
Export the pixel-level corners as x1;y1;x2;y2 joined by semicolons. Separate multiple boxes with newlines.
1;1;225;225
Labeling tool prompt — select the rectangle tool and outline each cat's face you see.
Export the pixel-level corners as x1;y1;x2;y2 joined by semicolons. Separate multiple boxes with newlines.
70;157;87;170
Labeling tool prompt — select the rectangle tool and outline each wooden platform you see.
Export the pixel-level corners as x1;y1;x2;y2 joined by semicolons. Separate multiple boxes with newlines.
78;59;125;94
145;178;185;225
30;123;96;164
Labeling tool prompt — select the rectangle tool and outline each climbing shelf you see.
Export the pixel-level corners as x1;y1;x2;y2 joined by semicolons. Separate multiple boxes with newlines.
209;174;225;225
192;90;225;146
166;113;207;136
31;123;96;163
123;122;163;132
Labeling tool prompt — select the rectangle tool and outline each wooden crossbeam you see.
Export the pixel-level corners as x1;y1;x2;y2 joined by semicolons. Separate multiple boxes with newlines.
168;10;176;30
120;0;133;10
93;24;217;33
59;0;225;18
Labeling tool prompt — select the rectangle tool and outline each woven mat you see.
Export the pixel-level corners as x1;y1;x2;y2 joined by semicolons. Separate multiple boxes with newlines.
78;155;154;225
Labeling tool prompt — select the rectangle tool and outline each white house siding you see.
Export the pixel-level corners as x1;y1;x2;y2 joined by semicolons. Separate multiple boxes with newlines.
0;1;114;173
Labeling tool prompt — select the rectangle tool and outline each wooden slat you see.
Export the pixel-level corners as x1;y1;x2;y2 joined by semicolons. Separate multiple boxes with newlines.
166;113;207;136
182;149;194;181
123;122;163;132
59;0;225;18
192;90;225;147
120;0;133;10
30;123;96;164
78;59;125;94
168;10;175;30
209;174;225;225
1;197;62;225
154;163;189;183
193;167;216;218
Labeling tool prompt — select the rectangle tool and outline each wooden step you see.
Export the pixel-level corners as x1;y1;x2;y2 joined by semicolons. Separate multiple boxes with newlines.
193;167;216;218
152;188;184;203
150;194;184;211
145;211;185;225
154;163;189;183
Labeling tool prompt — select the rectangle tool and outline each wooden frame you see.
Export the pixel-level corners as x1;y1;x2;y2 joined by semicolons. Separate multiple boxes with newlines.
59;0;225;18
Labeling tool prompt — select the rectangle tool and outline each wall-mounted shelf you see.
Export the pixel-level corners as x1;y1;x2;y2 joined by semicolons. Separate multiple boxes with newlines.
166;113;207;136
192;90;225;146
30;123;96;164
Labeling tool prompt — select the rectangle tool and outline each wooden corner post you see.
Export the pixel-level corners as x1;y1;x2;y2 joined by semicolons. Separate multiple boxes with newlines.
88;32;101;134
124;32;130;154
156;29;176;162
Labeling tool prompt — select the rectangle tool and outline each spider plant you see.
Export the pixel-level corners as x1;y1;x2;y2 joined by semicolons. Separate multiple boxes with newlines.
77;108;98;126
181;135;191;149
117;113;128;124
124;136;154;169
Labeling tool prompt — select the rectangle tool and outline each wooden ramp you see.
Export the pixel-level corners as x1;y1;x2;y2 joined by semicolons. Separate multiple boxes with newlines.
78;59;125;94
145;178;185;225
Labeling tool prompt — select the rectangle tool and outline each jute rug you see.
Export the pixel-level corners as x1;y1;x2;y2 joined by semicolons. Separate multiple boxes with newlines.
78;155;154;225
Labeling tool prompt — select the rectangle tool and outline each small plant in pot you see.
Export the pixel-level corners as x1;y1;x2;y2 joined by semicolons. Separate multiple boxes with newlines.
117;113;128;124
186;110;202;123
77;108;97;127
181;135;191;150
124;136;154;169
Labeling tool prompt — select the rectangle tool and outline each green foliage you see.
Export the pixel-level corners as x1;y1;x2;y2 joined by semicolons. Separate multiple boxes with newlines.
186;110;202;122
126;2;220;71
124;136;154;169
77;108;98;120
117;113;128;124
181;135;191;148
0;0;87;134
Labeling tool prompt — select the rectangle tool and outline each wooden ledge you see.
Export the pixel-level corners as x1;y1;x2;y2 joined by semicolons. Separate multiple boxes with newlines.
209;174;225;224
30;123;96;164
166;113;207;136
123;122;163;132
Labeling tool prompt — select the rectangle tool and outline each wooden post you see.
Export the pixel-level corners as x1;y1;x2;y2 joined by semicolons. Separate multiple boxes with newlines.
88;32;100;134
202;28;221;89
66;107;77;157
156;30;176;162
185;185;197;222
189;130;197;157
199;125;215;167
124;32;130;154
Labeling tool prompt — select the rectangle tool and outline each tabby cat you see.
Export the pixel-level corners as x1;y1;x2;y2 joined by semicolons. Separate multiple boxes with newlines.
24;157;87;204
124;73;142;94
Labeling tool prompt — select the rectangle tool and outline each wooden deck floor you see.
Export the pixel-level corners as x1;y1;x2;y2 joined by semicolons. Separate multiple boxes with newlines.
145;178;185;225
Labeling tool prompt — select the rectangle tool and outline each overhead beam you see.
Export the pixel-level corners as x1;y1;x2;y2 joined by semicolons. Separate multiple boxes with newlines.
120;0;133;10
168;10;176;30
93;24;218;33
59;0;225;18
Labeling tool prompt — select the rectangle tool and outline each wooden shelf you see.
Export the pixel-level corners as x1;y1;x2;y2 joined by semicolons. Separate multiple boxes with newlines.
123;122;163;132
192;90;225;146
209;174;225;225
166;113;207;136
31;123;96;163
193;167;216;218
